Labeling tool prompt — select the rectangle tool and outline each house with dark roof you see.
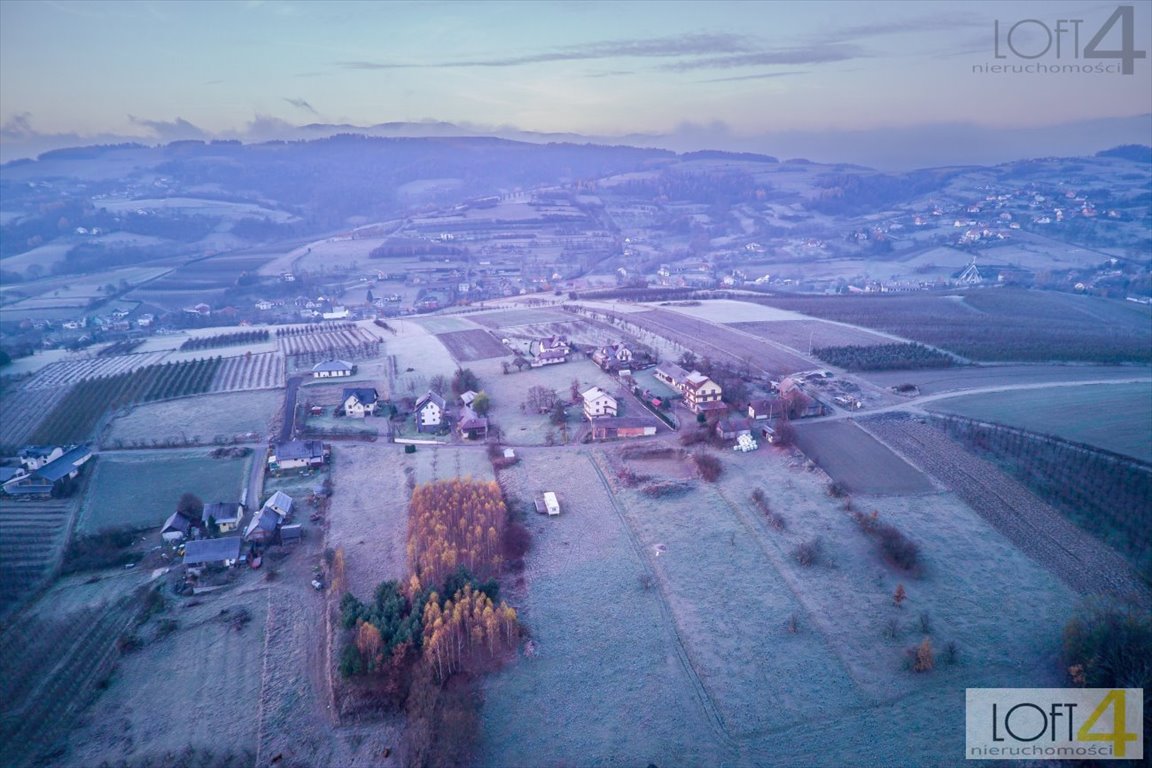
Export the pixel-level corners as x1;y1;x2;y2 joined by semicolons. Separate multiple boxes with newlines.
588;416;657;440
415;391;447;432
341;388;379;418
457;406;489;440
268;439;328;471
202;502;244;534
748;397;786;421
183;537;243;567
162;511;195;542
245;506;281;543
311;359;356;378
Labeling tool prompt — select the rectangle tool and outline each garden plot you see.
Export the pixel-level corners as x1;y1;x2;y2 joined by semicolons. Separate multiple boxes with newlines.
409;315;478;334
385;327;458;399
478;449;730;768
104;390;282;448
926;382;1152;463
77;450;250;534
436;329;509;362
791;420;936;495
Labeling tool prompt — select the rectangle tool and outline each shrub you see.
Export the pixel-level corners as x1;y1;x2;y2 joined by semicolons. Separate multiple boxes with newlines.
693;452;723;482
502;521;532;562
878;524;920;572
640;481;693;498
751;488;787;531
944;640;959;665
792;538;823;567
912;637;934;672
1062;602;1152;688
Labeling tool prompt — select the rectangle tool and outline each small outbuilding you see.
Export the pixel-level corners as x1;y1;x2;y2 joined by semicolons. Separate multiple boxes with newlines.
183;537;243;568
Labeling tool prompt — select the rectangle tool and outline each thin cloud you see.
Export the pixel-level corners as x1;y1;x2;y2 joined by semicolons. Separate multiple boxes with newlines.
340;32;759;70
284;97;319;115
661;45;865;71
127;115;207;141
699;70;808;83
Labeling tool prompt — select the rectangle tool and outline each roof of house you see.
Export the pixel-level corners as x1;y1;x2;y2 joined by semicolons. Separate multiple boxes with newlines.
312;359;354;372
245;507;280;538
696;400;729;412
415;391;446;411
203;502;242;523
342;387;378;406
263;490;294;515
717;417;752;433
655;362;689;381
459;390;478;406
536;348;567;361
280;524;303;541
163;511;193;535
581;386;612;403
273;439;325;461
3;481;54;496
457;406;488;430
183;536;242;565
683;372;717;391
0;467;25;483
35;444;92;482
749;397;784;413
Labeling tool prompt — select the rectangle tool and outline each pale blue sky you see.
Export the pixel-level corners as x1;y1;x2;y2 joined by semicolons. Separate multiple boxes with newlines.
1;0;1149;146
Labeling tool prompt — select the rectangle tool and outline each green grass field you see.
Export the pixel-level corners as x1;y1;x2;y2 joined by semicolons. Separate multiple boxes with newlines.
77;450;251;534
927;382;1152;463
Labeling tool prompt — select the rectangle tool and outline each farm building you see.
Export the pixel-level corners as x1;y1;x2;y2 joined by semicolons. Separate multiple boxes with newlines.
162;512;195;542
280;524;303;544
203;502;244;534
341;387;379;418
683;372;724;415
311;359;356;378
748;397;786;421
582;387;619;420
779;379;825;418
588;417;657;440
268;439;328;471
716;417;753;440
245;506;281;543
3;444;93;498
457;406;489;440
415;391;447;432
263;491;295;519
654;363;690;389
18;445;64;471
183;537;243;568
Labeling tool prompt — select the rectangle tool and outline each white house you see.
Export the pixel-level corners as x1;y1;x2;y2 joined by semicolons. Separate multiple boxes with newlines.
18;445;64;471
311;359;355;378
341;388;379;418
682;372;724;415
415;391;447;432
581;386;618;420
203;501;244;533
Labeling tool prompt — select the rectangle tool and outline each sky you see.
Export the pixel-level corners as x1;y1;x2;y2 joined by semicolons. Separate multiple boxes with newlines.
1;0;1150;165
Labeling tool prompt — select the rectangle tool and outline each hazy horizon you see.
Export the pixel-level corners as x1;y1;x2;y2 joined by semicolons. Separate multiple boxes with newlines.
2;0;1150;168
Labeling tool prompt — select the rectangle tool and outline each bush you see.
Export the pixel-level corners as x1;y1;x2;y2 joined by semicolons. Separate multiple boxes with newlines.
1062;602;1152;688
912;637;934;672
751;488;787;531
878;524;920;572
640;481;694;498
502;521;532;562
693;452;723;482
62;526;139;573
792;537;823;567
